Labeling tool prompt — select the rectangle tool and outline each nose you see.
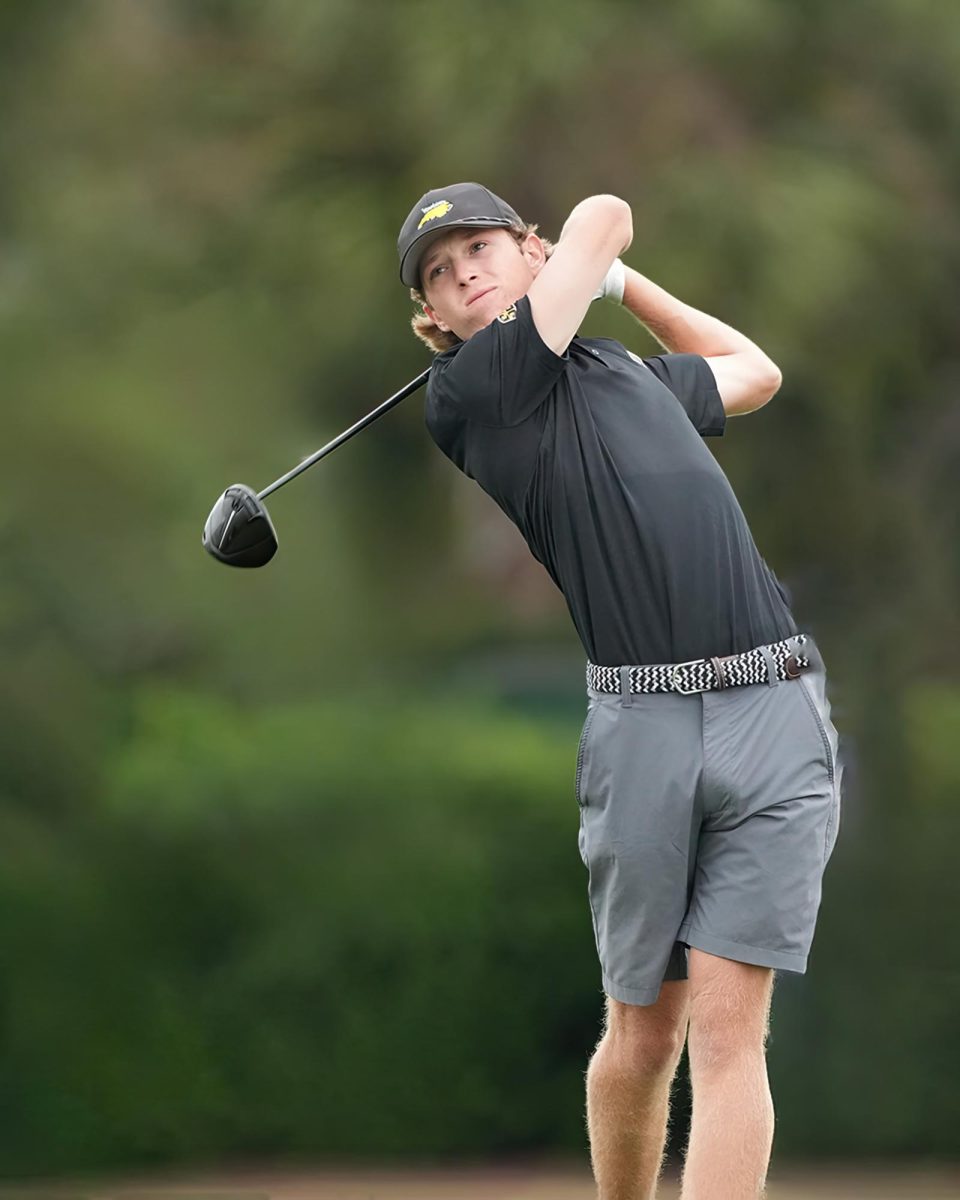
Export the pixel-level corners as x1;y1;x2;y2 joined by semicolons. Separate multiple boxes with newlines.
454;259;478;287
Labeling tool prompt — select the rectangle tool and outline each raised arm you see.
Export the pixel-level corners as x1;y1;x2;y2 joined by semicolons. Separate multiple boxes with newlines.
527;195;633;356
621;266;782;415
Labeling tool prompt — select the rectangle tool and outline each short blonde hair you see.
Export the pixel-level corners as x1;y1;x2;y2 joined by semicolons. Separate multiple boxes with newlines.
408;223;554;354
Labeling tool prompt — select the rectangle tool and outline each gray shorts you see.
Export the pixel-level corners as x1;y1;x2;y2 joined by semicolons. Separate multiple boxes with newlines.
575;634;842;1006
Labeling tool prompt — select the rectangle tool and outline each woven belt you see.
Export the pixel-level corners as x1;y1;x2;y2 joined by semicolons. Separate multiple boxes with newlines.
587;635;810;696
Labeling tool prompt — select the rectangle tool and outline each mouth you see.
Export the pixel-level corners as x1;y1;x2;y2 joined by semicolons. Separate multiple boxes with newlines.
466;286;496;307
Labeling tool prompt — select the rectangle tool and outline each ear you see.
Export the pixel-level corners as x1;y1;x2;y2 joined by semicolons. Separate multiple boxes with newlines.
423;302;452;333
519;232;547;275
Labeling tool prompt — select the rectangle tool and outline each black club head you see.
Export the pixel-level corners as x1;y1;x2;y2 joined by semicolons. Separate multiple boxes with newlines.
202;483;278;568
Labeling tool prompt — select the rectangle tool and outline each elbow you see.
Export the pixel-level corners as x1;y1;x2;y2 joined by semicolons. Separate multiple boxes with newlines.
587;193;633;253
752;360;782;409
740;362;781;414
763;361;783;401
611;195;634;254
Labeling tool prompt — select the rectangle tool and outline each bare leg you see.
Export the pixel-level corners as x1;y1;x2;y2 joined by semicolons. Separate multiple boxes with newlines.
679;949;776;1199
586;981;690;1200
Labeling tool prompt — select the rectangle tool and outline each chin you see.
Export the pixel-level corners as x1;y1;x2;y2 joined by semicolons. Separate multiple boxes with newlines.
474;296;508;329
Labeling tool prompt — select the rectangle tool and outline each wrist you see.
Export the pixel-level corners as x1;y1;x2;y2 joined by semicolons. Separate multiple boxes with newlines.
593;258;626;305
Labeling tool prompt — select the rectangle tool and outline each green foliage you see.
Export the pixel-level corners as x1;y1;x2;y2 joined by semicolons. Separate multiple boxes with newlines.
0;685;958;1173
0;690;598;1173
903;684;960;804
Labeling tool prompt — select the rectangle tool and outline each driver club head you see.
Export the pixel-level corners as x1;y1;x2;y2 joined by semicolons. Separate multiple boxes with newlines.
202;483;278;568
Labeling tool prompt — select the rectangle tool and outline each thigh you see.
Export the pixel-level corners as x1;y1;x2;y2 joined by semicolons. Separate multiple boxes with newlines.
687;948;775;1064
578;689;702;1006
687;947;774;1015
679;661;840;974
605;978;691;1039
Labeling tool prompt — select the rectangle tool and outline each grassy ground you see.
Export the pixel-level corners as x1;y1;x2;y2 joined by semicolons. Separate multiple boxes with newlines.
0;1161;956;1199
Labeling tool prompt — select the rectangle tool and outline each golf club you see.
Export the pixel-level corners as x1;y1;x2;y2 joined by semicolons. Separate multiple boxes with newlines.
202;367;431;568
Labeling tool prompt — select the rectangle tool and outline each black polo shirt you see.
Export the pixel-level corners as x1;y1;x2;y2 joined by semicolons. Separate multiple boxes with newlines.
424;295;797;666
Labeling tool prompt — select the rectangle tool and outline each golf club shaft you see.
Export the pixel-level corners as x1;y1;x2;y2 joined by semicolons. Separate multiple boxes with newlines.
257;367;432;501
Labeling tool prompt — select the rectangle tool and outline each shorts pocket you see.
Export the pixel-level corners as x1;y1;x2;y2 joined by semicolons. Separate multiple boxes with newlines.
575;705;598;808
797;674;842;861
797;674;836;787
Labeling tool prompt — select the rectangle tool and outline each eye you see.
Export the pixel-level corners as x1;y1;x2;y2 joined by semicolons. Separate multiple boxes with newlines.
428;263;447;280
470;241;487;253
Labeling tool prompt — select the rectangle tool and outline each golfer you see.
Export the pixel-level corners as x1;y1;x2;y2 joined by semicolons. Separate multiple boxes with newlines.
397;183;842;1199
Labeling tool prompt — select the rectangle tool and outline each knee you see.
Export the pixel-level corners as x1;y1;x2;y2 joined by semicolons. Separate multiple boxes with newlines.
604;997;687;1076
687;988;772;1074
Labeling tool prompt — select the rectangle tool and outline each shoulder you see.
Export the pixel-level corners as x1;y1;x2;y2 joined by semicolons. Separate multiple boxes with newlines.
426;295;568;428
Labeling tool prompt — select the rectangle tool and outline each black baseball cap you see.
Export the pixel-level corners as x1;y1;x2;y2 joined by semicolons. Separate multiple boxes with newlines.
397;182;523;289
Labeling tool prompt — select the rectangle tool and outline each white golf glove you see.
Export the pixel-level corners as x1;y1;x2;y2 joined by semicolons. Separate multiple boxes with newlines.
592;258;626;304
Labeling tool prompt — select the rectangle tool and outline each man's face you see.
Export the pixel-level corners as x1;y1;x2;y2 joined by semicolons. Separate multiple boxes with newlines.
420;227;545;341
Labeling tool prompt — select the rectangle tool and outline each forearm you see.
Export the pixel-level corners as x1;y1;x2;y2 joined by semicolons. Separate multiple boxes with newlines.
528;195;632;355
621;264;772;362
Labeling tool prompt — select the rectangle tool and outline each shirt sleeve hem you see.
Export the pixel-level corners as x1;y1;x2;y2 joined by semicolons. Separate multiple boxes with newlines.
695;355;726;437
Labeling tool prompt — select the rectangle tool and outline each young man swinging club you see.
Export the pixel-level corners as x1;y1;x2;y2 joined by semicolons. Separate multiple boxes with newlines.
397;183;843;1199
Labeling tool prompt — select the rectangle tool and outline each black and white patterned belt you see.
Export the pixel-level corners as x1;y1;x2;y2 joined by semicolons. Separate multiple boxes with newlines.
587;635;811;696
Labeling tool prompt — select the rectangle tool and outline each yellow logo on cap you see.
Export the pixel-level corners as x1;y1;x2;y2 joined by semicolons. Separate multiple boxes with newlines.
417;200;453;229
496;304;517;323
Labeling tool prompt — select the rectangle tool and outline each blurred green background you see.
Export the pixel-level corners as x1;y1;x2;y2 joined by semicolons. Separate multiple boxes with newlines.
1;0;958;1182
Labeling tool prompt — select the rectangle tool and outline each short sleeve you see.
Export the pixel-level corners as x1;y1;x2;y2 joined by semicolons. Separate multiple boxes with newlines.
426;294;568;427
641;353;726;437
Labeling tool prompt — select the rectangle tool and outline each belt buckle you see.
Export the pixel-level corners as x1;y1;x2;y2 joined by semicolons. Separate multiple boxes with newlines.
670;659;707;695
784;653;803;679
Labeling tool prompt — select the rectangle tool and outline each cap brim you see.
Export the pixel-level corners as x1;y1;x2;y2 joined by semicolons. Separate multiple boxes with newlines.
399;217;516;289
